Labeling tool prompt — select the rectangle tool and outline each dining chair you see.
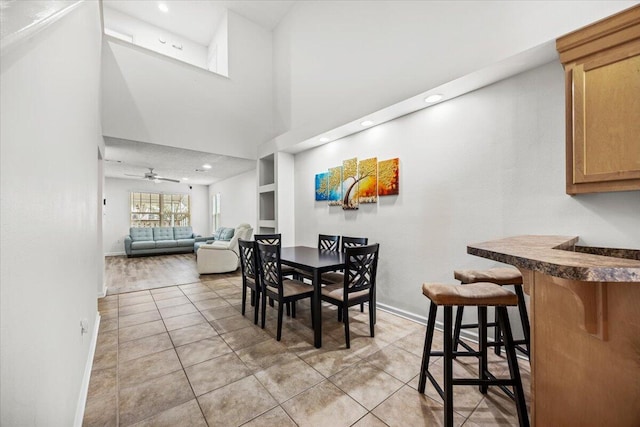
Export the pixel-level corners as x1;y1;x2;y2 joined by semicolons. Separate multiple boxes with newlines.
319;234;340;251
295;234;341;283
238;239;260;325
323;236;369;318
256;242;315;341
320;243;379;348
254;233;300;314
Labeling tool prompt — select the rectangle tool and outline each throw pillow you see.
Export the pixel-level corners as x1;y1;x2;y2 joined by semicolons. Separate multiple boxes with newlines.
213;227;224;240
219;227;235;241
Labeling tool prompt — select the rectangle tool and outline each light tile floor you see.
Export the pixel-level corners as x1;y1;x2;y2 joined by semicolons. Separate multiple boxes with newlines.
84;273;530;426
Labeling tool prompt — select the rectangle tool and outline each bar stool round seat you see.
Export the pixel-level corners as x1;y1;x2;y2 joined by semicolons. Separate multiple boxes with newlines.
454;267;523;285
418;282;529;427
452;267;530;358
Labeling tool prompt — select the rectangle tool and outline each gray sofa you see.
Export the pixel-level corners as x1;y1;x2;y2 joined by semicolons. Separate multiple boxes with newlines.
124;226;207;257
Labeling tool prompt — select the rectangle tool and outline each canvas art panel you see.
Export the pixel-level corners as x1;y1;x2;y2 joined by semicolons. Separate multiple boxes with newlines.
342;157;359;210
378;158;399;196
328;166;343;206
358;157;378;203
315;172;329;201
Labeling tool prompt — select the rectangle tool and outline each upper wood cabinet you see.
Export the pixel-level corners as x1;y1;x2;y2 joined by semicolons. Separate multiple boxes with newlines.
556;5;640;195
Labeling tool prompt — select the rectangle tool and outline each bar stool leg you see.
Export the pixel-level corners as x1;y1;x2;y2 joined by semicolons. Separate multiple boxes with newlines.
418;302;438;393
478;306;489;394
452;306;464;357
497;307;530;427
443;306;454;427
494;307;502;356
514;286;531;356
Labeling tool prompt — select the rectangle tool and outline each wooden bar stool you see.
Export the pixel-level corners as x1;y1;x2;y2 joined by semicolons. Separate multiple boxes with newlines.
418;282;529;427
452;267;530;357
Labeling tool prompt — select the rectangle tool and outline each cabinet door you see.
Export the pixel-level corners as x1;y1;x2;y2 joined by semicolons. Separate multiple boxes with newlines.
570;44;640;189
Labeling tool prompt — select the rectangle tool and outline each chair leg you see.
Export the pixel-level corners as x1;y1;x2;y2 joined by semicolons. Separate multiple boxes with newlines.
497;307;530;427
269;297;274;307
277;301;284;341
478;306;489;394
452;305;464;357
250;289;256;307
241;285;247;316
292;301;296;318
360;302;364;312
261;291;267;329
286;302;291;316
343;305;350;348
443;306;454;427
253;290;260;325
418;301;438;393
369;301;375;338
338;308;343;322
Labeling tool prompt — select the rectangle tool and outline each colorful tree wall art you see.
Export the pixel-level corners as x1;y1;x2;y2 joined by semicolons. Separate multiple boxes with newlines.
316;156;398;211
358;157;378;203
328;166;342;206
342;158;359;210
378;158;399;196
315;172;328;201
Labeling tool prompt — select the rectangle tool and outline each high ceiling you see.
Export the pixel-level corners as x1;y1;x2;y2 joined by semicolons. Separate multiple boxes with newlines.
102;0;296;44
99;1;296;186
104;137;256;186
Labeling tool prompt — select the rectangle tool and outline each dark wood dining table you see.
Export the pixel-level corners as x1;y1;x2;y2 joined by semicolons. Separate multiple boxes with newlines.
280;246;346;348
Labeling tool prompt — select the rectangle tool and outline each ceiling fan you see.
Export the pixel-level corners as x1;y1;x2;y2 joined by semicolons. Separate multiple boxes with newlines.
125;167;180;183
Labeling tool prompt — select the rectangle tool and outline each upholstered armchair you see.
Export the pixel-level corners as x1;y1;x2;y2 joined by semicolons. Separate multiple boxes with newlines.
196;223;254;274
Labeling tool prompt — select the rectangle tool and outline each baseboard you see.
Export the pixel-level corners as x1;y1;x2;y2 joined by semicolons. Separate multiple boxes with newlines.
105;251;125;257
376;302;528;360
74;311;100;427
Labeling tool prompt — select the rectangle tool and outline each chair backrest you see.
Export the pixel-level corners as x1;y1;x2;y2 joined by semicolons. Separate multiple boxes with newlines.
341;236;369;252
238;239;258;282
254;233;282;246
256;242;283;296
343;243;379;297
318;234;340;251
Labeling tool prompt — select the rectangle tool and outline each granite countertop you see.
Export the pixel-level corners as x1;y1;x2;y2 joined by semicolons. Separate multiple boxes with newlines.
467;235;640;282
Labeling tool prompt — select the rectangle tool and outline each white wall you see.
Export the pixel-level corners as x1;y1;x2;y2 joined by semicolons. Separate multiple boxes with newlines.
0;2;102;425
271;0;637;151
209;169;257;232
208;11;228;75
293;61;640;320
101;9;273;160
103;7;208;70
104;178;209;255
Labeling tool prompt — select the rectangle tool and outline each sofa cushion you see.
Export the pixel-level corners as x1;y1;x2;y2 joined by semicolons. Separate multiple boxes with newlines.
155;240;178;248
177;238;195;247
131;240;155;250
130;228;153;241
173;226;193;240
213;227;224;240
219;227;235;241
153;227;174;241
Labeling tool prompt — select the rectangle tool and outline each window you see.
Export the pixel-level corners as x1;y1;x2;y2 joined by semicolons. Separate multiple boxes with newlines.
212;193;221;233
130;192;190;227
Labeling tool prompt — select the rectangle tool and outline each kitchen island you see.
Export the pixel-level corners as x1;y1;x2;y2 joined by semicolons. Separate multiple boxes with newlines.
467;235;640;427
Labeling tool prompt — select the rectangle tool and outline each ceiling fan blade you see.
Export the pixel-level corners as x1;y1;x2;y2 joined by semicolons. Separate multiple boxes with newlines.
124;174;145;178
157;177;181;183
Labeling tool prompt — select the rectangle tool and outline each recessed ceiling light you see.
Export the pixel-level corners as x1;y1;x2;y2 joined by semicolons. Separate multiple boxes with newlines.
360;120;374;127
425;94;443;103
202;164;212;169
182;177;189;181
158;3;169;13
319;137;330;142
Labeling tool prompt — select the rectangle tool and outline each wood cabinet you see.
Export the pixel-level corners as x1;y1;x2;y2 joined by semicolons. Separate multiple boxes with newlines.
556;5;640;195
